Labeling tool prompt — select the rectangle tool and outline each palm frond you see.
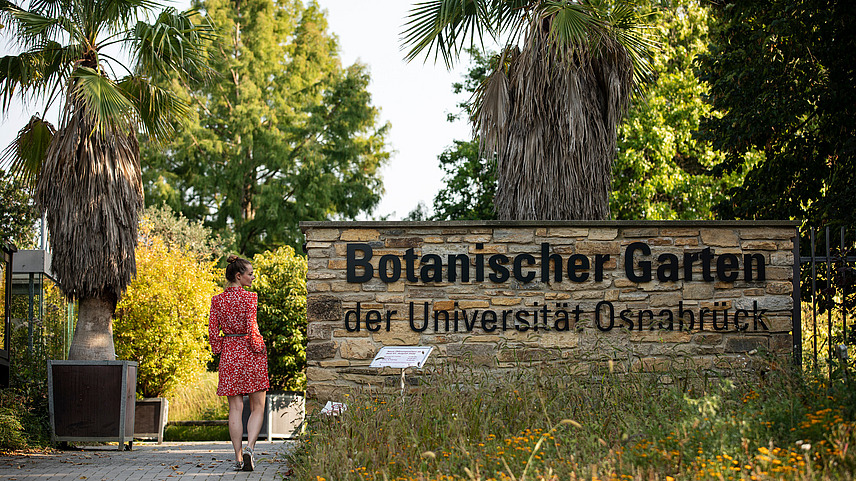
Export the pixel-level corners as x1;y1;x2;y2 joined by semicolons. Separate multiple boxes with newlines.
129;7;214;81
602;3;658;89
402;0;493;68
0;114;55;190
0;41;75;111
96;0;158;30
492;0;533;45
540;1;602;48
0;51;42;110
472;48;514;156
28;0;63;20
3;7;68;48
68;66;135;135
116;75;188;141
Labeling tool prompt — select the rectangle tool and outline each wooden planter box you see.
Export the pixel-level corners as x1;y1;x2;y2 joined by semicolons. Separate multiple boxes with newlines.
242;391;304;441
47;360;137;450
134;397;169;444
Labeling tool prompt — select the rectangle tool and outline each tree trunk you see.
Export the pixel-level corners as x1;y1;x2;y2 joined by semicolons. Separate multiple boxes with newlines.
67;295;117;360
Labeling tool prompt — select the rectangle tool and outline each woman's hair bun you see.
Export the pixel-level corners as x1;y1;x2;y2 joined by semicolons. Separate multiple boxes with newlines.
226;254;239;264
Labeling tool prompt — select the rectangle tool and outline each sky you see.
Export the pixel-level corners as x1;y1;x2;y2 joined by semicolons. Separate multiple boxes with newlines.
314;0;475;220
0;0;476;221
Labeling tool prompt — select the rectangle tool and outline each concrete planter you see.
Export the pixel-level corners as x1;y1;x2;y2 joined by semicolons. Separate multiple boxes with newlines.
242;391;304;441
47;360;137;450
134;397;169;444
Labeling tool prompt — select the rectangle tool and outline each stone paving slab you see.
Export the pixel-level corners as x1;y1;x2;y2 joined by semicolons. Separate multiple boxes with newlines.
0;441;295;481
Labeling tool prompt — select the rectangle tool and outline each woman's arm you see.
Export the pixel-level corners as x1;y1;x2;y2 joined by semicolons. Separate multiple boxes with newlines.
208;297;223;354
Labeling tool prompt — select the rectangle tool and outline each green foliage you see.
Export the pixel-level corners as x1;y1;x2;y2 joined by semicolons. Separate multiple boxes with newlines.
0;379;47;450
141;204;232;261
611;0;750;220
0;395;27;451
142;0;390;255
432;139;497;220
250;246;307;391
0;169;38;248
114;235;219;398
403;201;430;221
432;50;497;221
696;0;856;228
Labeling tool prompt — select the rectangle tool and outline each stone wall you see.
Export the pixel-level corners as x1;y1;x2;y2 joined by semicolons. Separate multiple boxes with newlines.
301;221;798;401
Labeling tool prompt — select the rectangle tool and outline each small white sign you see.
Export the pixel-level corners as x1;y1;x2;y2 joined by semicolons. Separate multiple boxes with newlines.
320;401;347;416
370;346;434;369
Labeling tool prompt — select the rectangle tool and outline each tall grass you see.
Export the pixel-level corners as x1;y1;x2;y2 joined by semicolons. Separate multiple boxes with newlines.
167;370;228;421
290;360;856;480
164;371;230;442
800;301;854;375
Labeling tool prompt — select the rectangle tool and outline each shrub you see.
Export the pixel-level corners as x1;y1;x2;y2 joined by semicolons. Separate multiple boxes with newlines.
0;391;29;451
0;411;26;451
251;246;307;391
114;236;219;398
140;204;232;261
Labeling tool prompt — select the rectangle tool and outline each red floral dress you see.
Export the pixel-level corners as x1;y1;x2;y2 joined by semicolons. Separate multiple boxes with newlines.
208;286;270;396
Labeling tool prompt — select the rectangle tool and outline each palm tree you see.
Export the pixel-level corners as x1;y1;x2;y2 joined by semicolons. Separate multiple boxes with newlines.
0;0;212;360
403;0;655;220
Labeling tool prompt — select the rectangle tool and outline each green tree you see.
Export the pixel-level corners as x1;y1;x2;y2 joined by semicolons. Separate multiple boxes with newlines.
0;169;38;248
0;1;213;360
695;0;856;227
610;0;749;220
431;49;497;221
432;140;497;220
143;0;390;255
113;233;219;398
141;204;232;262
250;246;307;391
403;0;655;220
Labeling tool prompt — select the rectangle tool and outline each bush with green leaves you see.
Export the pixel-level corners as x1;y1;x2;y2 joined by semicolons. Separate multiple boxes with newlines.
113;235;219;398
140;204;232;261
0;168;38;249
251;246;307;391
0;409;26;451
0;384;42;450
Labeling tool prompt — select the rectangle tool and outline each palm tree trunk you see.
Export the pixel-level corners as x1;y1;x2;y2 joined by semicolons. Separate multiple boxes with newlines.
480;16;633;221
67;295;117;360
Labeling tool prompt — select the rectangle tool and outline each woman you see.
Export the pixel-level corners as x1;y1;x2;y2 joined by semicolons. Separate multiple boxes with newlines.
209;255;269;471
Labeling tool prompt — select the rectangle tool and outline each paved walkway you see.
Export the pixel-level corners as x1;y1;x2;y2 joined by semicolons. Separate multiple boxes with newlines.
0;441;295;480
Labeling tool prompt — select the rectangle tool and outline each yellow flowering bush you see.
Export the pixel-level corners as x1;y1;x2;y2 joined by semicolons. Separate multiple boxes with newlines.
114;236;219;398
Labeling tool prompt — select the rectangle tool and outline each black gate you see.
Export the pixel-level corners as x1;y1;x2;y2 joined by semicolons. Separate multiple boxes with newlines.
799;226;855;371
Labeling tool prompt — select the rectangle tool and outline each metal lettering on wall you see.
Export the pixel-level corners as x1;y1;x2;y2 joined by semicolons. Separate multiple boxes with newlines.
343;241;769;334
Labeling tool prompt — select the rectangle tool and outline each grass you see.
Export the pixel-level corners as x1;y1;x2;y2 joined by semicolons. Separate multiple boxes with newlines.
167;370;228;421
163;425;230;442
289;359;856;480
163;370;230;442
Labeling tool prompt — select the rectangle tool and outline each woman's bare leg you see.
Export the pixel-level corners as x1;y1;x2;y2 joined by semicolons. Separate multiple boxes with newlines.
245;390;266;451
227;395;244;463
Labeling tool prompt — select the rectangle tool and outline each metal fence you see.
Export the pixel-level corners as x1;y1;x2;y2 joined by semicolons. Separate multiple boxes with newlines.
799;226;855;370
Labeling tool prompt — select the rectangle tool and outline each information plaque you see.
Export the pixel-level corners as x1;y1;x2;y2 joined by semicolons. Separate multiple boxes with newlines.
370;346;434;369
